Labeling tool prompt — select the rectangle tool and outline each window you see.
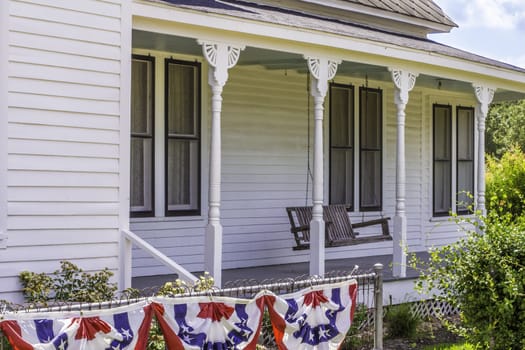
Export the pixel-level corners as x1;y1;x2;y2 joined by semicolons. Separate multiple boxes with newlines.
433;104;474;216
433;105;452;216
359;87;383;211
130;55;202;218
130;55;154;217
329;84;354;208
456;106;475;214
165;59;201;216
329;84;383;212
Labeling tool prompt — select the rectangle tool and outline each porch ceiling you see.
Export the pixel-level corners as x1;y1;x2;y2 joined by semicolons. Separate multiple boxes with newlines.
133;29;525;102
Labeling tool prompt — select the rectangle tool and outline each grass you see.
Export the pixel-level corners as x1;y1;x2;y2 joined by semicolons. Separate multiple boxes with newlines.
422;342;474;350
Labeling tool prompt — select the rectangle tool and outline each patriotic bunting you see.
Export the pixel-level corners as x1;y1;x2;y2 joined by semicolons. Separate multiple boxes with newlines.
151;294;266;350
0;280;358;350
0;301;153;350
264;279;358;350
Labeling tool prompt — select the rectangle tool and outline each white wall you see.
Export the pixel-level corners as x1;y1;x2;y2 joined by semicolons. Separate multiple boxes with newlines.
1;0;129;302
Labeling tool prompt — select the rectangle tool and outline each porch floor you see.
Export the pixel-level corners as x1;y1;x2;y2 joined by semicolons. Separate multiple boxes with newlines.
131;252;429;290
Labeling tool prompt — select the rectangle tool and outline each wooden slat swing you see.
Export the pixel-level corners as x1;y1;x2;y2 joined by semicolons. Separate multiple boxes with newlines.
286;205;392;250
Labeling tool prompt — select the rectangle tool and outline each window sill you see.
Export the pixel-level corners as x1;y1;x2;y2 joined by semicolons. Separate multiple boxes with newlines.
130;215;206;223
429;214;476;223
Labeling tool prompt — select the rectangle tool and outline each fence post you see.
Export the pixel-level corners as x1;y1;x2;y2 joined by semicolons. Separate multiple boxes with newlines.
373;263;384;350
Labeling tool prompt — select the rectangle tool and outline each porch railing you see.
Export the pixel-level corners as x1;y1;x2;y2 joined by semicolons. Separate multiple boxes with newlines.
120;229;198;290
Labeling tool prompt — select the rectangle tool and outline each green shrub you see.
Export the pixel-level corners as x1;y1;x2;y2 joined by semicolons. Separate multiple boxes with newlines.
19;261;117;304
341;303;370;349
384;303;421;339
486;146;525;221
415;212;525;349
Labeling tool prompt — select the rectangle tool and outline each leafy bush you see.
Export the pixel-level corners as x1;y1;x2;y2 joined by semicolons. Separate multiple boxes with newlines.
341;303;369;349
486;100;525;158
19;261;117;304
384;303;421;339
486;146;525;221
415;213;525;349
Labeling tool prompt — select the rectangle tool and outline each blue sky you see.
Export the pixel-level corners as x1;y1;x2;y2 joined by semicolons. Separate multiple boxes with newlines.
431;0;525;68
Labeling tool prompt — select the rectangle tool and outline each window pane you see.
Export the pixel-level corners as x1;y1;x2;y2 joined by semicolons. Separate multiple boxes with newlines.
360;88;382;211
360;150;381;209
457;108;474;160
434;106;451;160
360;89;381;149
130;56;154;216
457;161;474;212
433;105;452;215
131;59;152;135
167;63;196;136
434;161;452;214
330;149;353;205
331;87;353;147
330;84;354;207
167;139;199;210
457;107;474;213
130;138;153;212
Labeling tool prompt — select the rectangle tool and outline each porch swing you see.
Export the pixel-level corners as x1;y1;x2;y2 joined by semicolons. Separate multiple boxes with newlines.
285;75;392;250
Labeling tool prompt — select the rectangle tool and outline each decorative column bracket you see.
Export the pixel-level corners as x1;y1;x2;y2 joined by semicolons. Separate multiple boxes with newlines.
198;40;244;287
389;68;418;278
305;56;340;277
473;84;495;217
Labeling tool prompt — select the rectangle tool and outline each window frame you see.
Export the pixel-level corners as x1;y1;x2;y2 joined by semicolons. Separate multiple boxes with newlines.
359;86;383;212
130;54;155;218
164;58;202;217
329;83;355;210
432;104;453;217
456;106;475;215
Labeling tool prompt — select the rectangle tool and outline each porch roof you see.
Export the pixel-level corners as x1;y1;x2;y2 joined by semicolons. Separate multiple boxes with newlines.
149;0;525;75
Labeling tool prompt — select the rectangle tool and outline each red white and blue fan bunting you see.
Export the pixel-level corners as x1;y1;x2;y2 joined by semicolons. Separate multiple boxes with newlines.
152;294;266;350
0;301;153;350
264;279;358;350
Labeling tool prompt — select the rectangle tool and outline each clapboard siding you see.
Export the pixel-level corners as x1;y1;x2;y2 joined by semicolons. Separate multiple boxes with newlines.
10;1;121;32
10;46;121;74
8;108;120;130
2;0;125;302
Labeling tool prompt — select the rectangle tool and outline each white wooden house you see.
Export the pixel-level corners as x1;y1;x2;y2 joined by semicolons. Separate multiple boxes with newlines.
1;0;525;302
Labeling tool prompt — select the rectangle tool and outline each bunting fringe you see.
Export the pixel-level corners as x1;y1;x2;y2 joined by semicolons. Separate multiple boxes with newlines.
0;280;357;350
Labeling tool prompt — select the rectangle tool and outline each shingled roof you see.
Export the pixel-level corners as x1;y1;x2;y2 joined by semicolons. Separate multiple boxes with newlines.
150;0;525;74
337;0;456;27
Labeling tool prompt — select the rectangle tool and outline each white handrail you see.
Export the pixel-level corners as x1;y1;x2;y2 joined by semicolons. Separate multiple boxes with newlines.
120;229;198;289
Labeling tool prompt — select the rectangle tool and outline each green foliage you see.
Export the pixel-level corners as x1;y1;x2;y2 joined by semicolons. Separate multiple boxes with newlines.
340;304;369;350
422;343;474;350
19;261;117;304
384;303;421;339
414;213;525;349
486;146;525;220
486;99;525;158
18;271;53;304
156;272;214;296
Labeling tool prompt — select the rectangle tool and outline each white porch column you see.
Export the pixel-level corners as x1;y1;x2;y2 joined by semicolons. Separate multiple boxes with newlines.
473;84;495;217
198;41;244;286
389;68;418;278
305;57;340;277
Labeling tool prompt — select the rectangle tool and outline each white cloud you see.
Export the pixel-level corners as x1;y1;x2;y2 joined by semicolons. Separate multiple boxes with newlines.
436;0;525;31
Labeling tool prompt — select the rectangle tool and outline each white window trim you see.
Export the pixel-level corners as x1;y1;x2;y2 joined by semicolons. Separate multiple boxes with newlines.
325;80;386;216
430;96;478;219
130;49;208;222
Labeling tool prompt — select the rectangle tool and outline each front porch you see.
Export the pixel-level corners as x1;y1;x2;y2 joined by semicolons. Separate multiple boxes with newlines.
131;252;429;303
124;0;520;292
